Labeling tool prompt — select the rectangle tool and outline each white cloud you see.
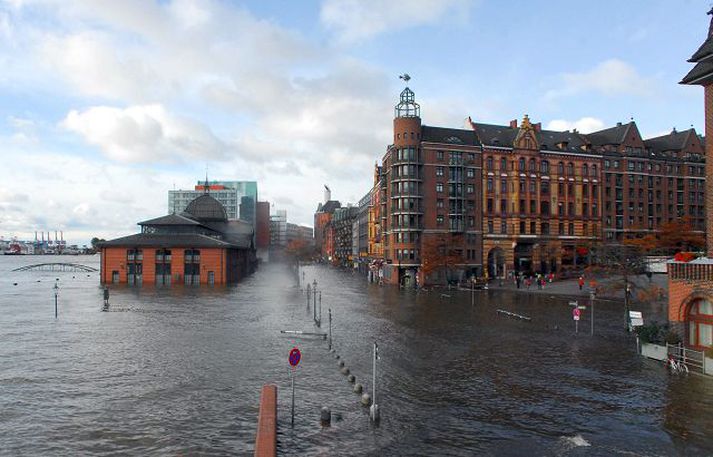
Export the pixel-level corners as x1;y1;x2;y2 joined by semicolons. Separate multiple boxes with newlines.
544;59;654;100
61;104;228;163
545;117;605;134
320;0;473;43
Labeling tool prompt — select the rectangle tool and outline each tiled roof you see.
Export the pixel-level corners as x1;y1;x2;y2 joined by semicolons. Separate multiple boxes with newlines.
586;122;633;146
421;126;480;145
680;61;713;85
138;213;201;226
644;129;694;152
99;233;237;248
688;36;713;62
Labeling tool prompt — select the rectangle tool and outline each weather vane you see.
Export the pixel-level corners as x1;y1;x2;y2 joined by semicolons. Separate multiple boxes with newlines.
399;73;411;83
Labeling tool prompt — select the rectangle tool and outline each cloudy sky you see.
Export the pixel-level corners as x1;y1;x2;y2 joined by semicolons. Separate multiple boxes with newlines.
0;0;708;245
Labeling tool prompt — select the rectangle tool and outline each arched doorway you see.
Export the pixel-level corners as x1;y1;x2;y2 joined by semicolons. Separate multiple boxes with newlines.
687;298;712;348
487;247;505;279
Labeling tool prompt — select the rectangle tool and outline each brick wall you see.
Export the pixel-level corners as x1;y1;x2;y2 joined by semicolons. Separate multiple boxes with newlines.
705;85;713;256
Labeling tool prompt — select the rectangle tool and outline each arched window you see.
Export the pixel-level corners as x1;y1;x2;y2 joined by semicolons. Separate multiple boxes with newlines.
541;160;549;174
591;164;598;176
500;158;507;170
567;162;574;176
582;164;589;177
529;158;536;172
518;158;525;171
558;162;564;175
688;298;713;348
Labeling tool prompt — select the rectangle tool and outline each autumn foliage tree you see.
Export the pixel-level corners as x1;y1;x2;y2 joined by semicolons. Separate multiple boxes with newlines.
623;217;704;254
285;238;314;262
420;233;463;285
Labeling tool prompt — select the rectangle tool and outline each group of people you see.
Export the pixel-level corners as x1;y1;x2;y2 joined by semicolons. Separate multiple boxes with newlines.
514;272;555;290
511;272;590;292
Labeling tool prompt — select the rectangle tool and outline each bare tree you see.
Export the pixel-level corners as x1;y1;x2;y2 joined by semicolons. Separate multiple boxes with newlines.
586;243;662;332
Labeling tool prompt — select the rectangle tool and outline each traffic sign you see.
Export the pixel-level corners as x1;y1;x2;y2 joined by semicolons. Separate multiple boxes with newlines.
289;347;301;367
573;308;581;321
629;311;644;327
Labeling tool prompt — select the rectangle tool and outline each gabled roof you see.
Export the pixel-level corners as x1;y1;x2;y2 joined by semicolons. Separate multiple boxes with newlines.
586;122;635;146
471;122;589;153
644;128;695;153
421;126;480;145
99;233;236;248
138;213;201;226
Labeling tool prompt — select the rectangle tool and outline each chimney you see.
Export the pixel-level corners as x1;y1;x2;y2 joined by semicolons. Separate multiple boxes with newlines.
616;122;622;127
509;119;518;129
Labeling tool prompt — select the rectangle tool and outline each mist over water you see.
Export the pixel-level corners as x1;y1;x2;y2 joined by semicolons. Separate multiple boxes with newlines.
0;255;711;455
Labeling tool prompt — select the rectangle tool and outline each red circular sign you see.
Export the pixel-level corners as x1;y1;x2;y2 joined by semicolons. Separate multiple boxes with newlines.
289;347;301;367
573;308;581;317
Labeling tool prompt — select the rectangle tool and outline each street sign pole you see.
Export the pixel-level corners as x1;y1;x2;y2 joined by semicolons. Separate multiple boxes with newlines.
590;290;595;336
291;369;295;426
328;308;332;350
288;347;301;426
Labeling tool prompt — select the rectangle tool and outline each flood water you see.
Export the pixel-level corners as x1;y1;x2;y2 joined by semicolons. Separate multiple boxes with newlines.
0;255;711;456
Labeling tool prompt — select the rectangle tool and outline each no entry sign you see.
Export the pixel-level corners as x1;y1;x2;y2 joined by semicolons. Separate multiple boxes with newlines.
289;347;301;367
573;308;581;321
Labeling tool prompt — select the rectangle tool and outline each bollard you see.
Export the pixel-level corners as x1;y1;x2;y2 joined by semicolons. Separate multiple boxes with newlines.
340;366;350;376
347;374;355;383
361;393;372;406
338;360;345;368
335;354;340;359
353;383;363;394
320;407;331;427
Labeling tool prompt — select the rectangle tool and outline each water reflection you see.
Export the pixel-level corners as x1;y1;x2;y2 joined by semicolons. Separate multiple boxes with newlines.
0;256;711;455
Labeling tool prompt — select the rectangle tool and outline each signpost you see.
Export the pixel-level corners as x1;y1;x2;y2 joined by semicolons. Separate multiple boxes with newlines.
629;311;644;327
573;307;580;333
289;347;301;425
589;290;595;336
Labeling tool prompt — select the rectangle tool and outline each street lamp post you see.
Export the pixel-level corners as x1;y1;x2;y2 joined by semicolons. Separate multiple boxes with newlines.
624;281;631;332
590;289;595;336
313;279;318;324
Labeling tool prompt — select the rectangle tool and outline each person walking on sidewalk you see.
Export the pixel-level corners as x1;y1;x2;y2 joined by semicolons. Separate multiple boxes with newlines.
578;276;584;291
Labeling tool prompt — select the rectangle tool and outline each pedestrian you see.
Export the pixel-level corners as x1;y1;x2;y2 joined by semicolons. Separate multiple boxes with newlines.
578;276;584;290
516;275;521;289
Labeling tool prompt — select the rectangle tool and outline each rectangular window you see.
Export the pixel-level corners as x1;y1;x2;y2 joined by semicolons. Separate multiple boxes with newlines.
436;183;443;193
436;215;444;226
437;199;444;208
467;168;474;178
501;221;507;234
487;221;493;233
436;166;444;177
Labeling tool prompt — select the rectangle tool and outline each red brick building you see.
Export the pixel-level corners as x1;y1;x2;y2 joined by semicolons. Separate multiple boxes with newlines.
380;87;483;287
256;201;271;250
470;116;600;277
100;194;256;286
667;9;713;349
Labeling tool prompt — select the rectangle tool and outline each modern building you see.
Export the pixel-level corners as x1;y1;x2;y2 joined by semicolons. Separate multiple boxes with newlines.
668;9;713;350
379;86;484;287
286;223;313;245
168;180;258;222
332;206;358;266
100;193;256;286
270;210;287;247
